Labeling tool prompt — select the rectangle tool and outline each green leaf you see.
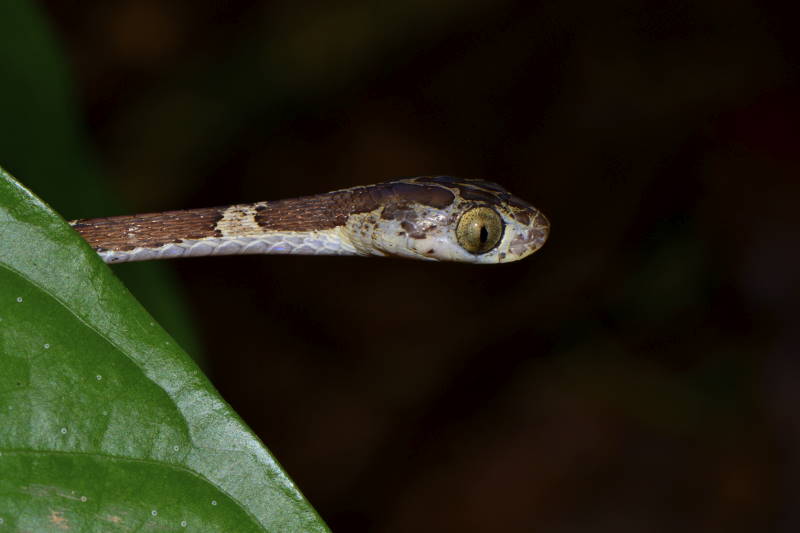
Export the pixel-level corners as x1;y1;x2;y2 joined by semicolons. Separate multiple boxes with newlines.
0;167;328;531
0;0;200;359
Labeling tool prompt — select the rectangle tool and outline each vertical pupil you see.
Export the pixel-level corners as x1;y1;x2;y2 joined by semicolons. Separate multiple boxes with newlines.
479;225;488;243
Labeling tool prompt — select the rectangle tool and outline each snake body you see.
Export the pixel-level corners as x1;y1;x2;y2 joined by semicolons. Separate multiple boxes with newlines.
70;176;549;264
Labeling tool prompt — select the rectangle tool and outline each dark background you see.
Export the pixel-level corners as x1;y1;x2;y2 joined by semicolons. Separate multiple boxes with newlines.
6;1;800;531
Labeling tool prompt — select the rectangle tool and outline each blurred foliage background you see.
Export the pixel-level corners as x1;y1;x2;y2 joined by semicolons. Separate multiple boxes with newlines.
2;0;799;531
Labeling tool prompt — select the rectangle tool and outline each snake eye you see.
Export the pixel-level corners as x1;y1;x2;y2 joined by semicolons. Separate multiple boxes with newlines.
456;207;504;254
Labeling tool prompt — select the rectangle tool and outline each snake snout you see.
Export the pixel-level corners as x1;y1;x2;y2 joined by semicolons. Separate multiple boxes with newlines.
505;211;549;260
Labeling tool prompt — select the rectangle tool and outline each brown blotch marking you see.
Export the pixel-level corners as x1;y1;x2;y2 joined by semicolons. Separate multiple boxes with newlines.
534;212;550;229
454;186;498;203
70;207;224;253
378;182;454;209
381;203;418;222
415;177;510;205
512;211;531;225
401;221;426;239
416;177;540;226
254;181;453;231
255;187;378;231
380;204;401;220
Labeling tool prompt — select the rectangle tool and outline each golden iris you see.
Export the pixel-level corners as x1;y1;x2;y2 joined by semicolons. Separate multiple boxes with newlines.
456;207;503;254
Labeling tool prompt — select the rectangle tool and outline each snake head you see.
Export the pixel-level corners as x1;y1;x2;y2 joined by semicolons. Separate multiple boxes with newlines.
348;176;549;264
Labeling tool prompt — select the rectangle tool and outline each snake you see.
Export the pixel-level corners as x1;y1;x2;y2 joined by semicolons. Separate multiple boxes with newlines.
69;176;549;264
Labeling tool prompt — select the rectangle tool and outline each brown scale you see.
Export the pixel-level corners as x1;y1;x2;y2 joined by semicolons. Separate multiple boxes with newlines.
415;176;536;225
254;182;454;231
71;208;224;252
71;180;457;252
